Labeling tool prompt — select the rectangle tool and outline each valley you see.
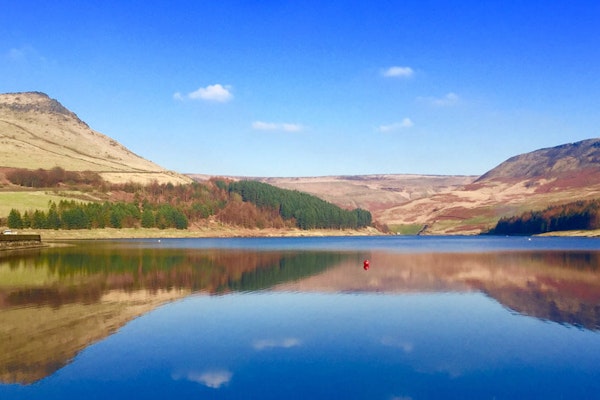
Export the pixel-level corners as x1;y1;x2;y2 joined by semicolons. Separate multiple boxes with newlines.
3;92;600;236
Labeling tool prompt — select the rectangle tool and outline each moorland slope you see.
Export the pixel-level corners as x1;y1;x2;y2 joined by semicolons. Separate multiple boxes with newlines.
234;139;600;234
0;92;190;184
375;139;600;234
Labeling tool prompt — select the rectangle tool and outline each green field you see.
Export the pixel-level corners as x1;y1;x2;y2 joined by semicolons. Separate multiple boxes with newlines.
0;191;93;217
389;224;424;235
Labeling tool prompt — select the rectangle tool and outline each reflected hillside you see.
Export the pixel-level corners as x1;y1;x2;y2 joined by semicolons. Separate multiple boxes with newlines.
0;288;184;385
0;245;350;384
2;243;599;385
277;250;600;330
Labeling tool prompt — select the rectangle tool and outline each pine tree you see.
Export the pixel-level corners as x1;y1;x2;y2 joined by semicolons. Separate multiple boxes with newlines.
141;208;155;228
7;209;23;229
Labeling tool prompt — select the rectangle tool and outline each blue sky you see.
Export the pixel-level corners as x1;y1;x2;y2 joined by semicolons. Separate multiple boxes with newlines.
2;1;599;177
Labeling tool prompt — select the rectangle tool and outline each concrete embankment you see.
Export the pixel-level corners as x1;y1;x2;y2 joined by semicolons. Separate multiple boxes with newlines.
0;234;44;250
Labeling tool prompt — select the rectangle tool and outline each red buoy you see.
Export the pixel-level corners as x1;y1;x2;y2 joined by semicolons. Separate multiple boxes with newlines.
363;259;370;270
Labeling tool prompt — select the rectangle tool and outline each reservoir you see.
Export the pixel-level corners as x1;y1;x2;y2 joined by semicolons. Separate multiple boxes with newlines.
1;236;599;399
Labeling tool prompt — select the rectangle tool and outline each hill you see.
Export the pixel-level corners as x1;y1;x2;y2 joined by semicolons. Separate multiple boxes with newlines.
477;139;600;181
195;139;600;235
370;139;600;234
188;174;477;233
0;92;190;184
3;91;600;235
256;174;476;213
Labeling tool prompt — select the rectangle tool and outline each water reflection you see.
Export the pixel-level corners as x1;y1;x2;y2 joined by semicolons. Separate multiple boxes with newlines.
277;250;600;330
1;239;600;388
0;244;352;307
0;244;350;384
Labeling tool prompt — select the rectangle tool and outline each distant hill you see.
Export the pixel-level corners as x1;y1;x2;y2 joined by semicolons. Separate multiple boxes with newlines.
377;138;600;234
188;174;477;214
194;139;600;234
257;174;476;216
477;138;600;182
0;92;190;184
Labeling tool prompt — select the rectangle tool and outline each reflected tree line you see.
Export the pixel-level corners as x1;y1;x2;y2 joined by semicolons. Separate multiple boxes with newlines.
1;247;599;330
0;247;352;308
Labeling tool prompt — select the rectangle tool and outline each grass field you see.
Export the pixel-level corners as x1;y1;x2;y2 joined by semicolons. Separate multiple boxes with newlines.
0;191;93;217
389;224;423;235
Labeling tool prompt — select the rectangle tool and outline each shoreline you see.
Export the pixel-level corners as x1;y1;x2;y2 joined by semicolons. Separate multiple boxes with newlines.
5;227;600;242
10;226;386;241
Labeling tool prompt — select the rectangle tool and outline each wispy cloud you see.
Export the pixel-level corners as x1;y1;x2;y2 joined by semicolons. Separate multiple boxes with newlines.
4;46;49;66
6;47;28;61
252;121;304;132
172;369;233;389
174;84;233;103
253;337;301;350
419;92;460;107
382;66;414;78
377;118;414;132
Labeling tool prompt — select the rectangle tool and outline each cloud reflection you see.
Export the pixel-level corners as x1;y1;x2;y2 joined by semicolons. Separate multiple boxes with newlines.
380;336;414;353
253;337;301;350
172;369;233;389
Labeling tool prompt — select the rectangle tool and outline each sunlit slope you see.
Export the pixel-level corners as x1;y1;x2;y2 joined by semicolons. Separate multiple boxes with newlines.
0;92;190;184
217;139;600;234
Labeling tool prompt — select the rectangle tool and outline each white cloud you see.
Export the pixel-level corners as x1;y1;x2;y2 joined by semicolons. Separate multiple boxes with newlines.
380;336;414;353
172;369;233;389
420;92;460;107
281;123;303;132
252;121;304;132
382;66;414;78
174;84;233;103
190;84;233;102
252;121;278;130
377;118;414;132
253;337;301;350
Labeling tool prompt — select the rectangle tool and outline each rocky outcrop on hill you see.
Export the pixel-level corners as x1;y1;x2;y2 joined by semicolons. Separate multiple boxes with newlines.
0;91;83;121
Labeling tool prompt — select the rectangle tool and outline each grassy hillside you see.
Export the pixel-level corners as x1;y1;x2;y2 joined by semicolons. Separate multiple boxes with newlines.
0;191;97;217
0;92;190;185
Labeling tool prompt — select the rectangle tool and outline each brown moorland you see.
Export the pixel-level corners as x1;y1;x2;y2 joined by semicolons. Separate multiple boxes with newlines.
246;139;600;234
3;91;600;235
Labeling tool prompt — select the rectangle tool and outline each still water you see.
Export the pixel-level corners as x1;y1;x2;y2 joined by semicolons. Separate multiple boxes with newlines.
1;236;599;399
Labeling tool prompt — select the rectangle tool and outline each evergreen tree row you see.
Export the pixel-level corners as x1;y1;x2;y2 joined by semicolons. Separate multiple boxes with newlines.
4;179;374;231
7;200;188;230
489;199;600;235
228;180;372;230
